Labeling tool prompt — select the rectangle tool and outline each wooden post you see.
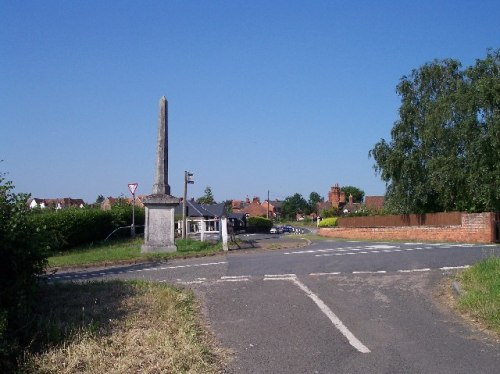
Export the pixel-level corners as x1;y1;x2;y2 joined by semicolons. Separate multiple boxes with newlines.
221;216;228;251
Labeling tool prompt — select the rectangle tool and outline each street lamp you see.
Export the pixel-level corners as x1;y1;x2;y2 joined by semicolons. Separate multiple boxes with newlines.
182;171;194;239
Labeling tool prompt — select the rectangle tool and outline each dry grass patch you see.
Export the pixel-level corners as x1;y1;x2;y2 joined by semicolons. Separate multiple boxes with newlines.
22;281;226;373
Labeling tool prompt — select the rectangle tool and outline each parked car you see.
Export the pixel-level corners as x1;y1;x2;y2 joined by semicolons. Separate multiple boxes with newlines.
270;227;279;234
282;225;294;233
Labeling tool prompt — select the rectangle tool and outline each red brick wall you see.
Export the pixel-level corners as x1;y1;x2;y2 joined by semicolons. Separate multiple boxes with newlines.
320;212;496;243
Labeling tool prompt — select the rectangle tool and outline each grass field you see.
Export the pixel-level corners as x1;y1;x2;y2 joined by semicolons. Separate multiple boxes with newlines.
21;281;226;373
48;238;223;268
456;256;500;335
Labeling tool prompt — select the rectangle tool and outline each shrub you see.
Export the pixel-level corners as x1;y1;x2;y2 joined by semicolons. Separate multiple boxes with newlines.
318;217;338;227
0;173;48;370
321;208;339;218
246;216;273;233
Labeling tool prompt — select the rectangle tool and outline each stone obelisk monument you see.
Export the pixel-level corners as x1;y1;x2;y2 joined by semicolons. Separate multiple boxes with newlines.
141;96;180;253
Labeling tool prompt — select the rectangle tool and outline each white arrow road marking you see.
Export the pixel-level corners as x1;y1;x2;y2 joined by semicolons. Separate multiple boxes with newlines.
265;275;370;354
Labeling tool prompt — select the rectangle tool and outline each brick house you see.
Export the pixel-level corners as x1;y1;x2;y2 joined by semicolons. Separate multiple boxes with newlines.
242;197;268;217
261;200;282;219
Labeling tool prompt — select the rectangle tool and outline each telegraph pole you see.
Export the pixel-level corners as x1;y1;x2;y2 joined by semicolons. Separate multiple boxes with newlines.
267;190;270;219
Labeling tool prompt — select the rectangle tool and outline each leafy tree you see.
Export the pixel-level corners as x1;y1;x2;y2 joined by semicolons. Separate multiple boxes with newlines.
196;186;216;205
0;171;48;369
341;186;365;203
223;199;233;213
95;194;105;204
370;49;500;213
308;192;324;213
281;193;309;219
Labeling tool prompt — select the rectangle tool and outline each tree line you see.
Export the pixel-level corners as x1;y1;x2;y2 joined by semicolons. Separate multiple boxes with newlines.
370;49;499;214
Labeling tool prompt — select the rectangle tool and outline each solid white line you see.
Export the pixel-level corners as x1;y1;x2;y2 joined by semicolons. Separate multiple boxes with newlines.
440;265;470;270
289;277;370;353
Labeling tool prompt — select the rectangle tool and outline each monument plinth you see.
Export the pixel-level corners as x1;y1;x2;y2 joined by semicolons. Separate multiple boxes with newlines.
141;96;180;253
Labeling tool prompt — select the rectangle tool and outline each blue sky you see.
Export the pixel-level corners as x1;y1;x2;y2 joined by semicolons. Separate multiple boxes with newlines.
1;1;499;203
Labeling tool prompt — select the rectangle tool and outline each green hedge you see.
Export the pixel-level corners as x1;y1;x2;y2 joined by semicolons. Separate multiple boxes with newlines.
30;206;145;251
246;216;273;233
1;176;48;371
318;217;338;228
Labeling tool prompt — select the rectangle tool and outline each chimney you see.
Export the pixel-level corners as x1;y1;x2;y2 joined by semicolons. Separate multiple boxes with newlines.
349;194;353;205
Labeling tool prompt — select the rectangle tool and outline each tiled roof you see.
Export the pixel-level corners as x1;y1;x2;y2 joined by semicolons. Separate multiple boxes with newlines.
365;196;385;210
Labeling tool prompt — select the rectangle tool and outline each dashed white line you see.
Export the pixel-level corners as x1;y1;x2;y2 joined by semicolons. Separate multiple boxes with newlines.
440;265;470;270
221;275;249;280
310;272;341;276
264;274;296;278
397;268;431;273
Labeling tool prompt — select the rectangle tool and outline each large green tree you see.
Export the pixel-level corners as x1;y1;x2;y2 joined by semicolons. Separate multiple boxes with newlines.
196;186;216;205
370;49;500;213
341;186;365;203
308;192;324;213
281;193;309;219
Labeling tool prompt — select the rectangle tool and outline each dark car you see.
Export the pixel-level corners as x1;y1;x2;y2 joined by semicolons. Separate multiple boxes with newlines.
282;225;294;233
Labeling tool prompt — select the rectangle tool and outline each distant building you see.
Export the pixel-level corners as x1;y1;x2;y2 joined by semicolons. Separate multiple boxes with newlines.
28;197;85;209
100;196;145;210
365;196;385;211
242;197;269;218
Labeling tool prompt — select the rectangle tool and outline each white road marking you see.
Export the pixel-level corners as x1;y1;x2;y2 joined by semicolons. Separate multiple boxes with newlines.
221;275;250;280
366;245;396;249
440;265;470;270
264;273;296;278
310;272;341;276
397;268;431;273
265;275;370;353
152;261;228;271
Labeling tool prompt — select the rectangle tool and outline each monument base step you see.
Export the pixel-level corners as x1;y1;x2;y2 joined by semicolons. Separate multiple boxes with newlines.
141;244;177;253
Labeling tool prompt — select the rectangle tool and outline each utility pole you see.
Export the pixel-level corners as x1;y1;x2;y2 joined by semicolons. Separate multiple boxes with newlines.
267;190;270;219
182;171;194;239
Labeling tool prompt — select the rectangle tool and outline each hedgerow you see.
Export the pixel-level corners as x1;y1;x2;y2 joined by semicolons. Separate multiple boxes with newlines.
30;206;145;251
246;216;273;233
0;173;48;371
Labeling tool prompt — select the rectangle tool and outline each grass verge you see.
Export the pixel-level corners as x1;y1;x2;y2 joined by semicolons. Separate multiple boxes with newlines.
21;280;225;373
48;238;222;268
456;257;500;335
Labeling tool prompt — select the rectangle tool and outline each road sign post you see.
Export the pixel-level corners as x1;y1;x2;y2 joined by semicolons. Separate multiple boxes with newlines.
128;183;138;238
182;172;194;239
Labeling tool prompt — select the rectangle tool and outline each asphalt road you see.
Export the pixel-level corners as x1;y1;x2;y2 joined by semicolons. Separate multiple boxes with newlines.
50;236;500;373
